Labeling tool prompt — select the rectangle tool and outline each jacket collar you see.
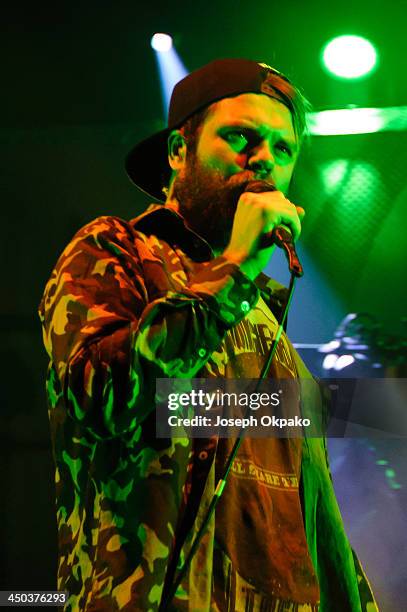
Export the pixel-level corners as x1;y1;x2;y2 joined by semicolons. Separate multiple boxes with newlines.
130;203;213;263
130;204;289;310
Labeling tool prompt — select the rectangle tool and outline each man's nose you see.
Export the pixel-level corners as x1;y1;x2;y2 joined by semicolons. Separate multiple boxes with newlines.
248;142;275;177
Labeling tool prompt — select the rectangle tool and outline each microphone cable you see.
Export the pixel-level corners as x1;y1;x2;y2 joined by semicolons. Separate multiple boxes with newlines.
160;270;298;611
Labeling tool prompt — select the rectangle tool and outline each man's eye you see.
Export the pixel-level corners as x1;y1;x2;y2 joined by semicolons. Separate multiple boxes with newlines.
276;142;293;157
224;131;250;151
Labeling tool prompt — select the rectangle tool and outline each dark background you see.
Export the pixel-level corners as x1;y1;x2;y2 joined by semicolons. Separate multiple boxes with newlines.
1;1;406;609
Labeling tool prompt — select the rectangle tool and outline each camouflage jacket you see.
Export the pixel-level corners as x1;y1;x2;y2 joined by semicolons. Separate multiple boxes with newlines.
39;205;378;611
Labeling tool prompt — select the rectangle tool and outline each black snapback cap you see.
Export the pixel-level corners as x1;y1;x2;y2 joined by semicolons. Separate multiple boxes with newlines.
125;58;293;202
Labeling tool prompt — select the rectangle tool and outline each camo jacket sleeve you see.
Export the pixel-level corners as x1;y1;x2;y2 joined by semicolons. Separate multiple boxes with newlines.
39;215;259;440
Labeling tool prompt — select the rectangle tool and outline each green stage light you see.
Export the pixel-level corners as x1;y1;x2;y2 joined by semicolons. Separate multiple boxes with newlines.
308;106;407;135
309;108;384;135
322;35;378;79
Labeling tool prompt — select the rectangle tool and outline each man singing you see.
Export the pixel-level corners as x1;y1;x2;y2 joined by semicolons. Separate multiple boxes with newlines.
39;59;377;611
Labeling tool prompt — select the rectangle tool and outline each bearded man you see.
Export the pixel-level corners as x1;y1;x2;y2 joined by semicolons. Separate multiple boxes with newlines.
39;59;377;611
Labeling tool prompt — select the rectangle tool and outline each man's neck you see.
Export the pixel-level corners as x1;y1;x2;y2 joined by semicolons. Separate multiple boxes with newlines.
162;197;223;257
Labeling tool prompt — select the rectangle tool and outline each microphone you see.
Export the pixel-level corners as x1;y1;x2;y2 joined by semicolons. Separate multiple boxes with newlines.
243;180;304;277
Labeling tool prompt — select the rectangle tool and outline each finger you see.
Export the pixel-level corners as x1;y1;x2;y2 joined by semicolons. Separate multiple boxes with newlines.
281;206;302;241
296;206;305;221
270;195;304;232
267;214;301;242
285;219;301;242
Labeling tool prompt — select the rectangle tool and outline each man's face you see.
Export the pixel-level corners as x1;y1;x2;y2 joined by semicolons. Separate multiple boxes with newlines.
172;93;299;252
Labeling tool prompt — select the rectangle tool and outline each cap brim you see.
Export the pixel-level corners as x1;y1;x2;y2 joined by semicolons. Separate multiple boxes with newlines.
125;127;171;202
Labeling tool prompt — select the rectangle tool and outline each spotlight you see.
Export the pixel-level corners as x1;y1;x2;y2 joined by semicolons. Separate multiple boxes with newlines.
322;35;378;79
309;108;384;135
151;33;173;53
150;33;188;117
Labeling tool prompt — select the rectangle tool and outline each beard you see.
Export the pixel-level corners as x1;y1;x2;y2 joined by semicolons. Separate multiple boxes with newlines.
172;154;257;253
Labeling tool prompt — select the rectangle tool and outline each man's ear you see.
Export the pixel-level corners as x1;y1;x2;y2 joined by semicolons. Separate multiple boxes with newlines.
168;130;187;171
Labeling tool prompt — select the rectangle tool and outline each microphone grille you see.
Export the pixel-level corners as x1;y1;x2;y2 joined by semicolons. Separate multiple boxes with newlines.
243;180;276;194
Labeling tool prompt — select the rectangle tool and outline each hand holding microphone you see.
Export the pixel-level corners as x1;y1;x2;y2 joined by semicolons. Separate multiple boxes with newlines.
223;179;304;279
243;180;304;277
